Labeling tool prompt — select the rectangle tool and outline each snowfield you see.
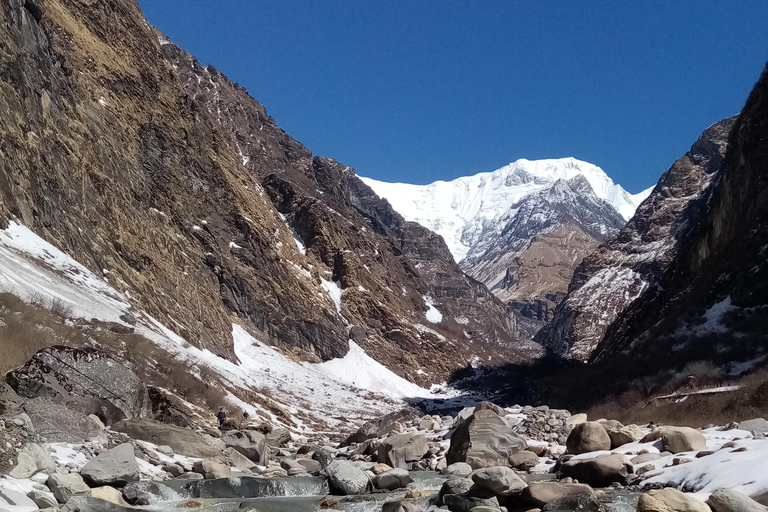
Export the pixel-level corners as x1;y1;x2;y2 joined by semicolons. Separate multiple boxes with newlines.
362;157;652;262
0;221;448;435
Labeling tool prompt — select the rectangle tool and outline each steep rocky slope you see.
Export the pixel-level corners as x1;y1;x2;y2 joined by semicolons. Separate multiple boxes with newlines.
364;161;650;332
589;62;768;368
536;117;736;360
0;0;524;388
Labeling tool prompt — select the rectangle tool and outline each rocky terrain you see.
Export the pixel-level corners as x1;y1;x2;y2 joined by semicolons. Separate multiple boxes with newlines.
364;160;651;333
3;348;767;512
536;117;736;361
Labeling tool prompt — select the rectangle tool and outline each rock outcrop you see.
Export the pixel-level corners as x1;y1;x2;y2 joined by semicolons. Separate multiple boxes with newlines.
537;117;735;360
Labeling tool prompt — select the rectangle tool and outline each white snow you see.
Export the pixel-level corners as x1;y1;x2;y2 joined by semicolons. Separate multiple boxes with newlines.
312;341;432;399
0;220;451;434
279;213;307;255
423;296;443;323
361;157;649;262
320;278;343;314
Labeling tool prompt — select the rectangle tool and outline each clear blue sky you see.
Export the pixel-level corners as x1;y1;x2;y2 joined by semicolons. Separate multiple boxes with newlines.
138;1;768;193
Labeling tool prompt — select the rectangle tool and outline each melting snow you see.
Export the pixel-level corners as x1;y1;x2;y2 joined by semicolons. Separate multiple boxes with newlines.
423;296;443;323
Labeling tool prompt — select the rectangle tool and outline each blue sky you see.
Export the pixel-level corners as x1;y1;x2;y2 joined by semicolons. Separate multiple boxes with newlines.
138;1;768;193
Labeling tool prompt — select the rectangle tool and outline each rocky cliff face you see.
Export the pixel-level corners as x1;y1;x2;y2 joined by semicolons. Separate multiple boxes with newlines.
0;0;524;386
589;63;768;367
536;117;735;361
364;161;649;335
460;175;627;332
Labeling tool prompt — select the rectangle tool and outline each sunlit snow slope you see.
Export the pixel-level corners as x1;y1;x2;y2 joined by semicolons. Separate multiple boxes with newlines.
361;158;652;262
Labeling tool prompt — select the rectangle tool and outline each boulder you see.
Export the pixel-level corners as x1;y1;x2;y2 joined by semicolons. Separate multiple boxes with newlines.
297;458;322;475
81;443;141;486
640;427;706;454
443;492;499;512
446;409;526;469
326;460;369;495
224;447;256;470
382;500;422;512
475;401;505;416
523;482;594;507
560;453;631;486
565;422;611;454
90;486;130;506
544;493;601;512
221;429;269;464
707;488;767;512
23;398;106;444
441;462;473;477
378;433;429;469
600;420;642;448
738;418;768;434
341;406;422;446
27;488;58;509
637;488;710;512
193;459;231;479
48;473;91;503
9;442;55;479
437;478;474;506
370;463;393;475
7;346;151;423
508;450;539;471
111;418;222;459
372;468;412;491
566;413;588;427
266;427;291;446
471;466;527;495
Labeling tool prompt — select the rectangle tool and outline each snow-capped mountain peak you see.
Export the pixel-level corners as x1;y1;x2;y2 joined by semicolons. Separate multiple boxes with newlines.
361;157;651;262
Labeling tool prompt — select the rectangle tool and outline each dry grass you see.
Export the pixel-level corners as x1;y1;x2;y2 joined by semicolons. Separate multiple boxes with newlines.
587;364;768;427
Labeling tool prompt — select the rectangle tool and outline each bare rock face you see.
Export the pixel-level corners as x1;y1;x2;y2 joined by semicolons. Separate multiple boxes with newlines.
7;347;151;424
461;175;627;335
0;0;522;386
537;116;736;361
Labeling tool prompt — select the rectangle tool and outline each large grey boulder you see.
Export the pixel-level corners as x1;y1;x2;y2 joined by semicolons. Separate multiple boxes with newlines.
48;473;91;503
341;406;422;446
566;422;611;454
436;478;474;506
707;488;768;512
221;429;269;464
508;450;539;470
471;466;526;495
382;500;422;512
446;409;526;469
193;459;231;479
441;462;473;477
27;488;58;508
640;427;706;453
560;453;631;486
372;468;412;491
600;420;642;448
637;488;710;512
90;485;130;506
111;418;221;459
8;442;55;479
738;418;768;434
23;398;106;443
378;433;429;469
7;346;151;423
443;492;499;512
81;443;141;487
523;482;594;507
326;460;369;495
